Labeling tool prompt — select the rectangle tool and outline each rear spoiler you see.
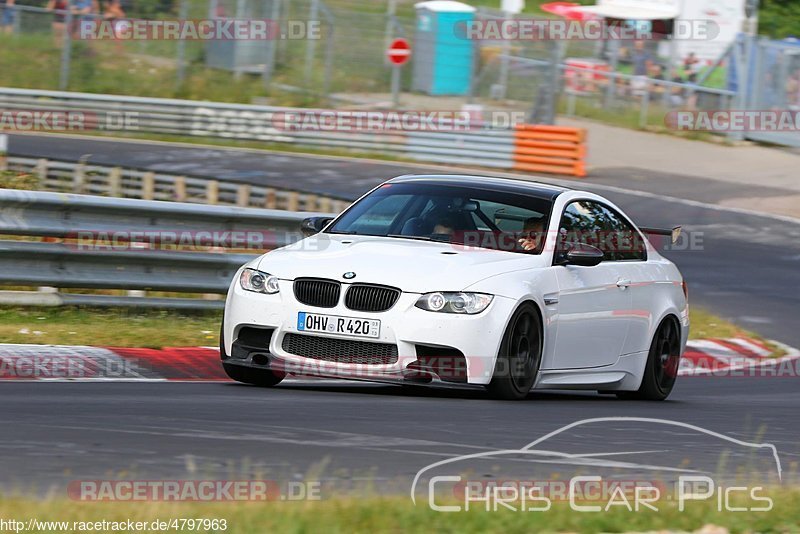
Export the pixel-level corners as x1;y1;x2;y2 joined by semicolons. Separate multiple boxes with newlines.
640;226;682;245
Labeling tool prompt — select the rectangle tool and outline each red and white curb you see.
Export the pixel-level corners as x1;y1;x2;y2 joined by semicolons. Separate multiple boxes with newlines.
0;344;225;381
679;338;800;377
0;339;798;381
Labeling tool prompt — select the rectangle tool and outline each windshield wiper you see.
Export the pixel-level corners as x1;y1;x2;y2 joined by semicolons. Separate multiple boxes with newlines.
384;234;434;242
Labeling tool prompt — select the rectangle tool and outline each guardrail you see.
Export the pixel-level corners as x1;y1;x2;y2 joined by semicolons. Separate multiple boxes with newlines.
0;189;332;309
0;87;588;177
2;155;351;212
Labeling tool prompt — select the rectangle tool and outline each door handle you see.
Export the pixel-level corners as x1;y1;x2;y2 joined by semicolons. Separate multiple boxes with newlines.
616;279;632;289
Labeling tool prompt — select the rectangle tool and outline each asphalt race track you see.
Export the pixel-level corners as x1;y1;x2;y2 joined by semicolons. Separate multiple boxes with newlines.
3;133;800;493
1;379;797;492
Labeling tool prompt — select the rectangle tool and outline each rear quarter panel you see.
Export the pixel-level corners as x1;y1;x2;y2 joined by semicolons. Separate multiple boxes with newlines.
626;253;689;356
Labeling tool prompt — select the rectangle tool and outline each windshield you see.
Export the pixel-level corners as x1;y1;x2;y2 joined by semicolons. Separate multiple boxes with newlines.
327;182;553;254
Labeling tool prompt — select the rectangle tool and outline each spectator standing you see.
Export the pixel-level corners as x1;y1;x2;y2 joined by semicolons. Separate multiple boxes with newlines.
683;52;700;83
70;0;97;39
103;0;126;51
649;64;666;100
1;0;16;35
630;40;653;96
670;69;686;107
46;0;69;47
631;40;654;76
786;69;800;110
103;0;124;27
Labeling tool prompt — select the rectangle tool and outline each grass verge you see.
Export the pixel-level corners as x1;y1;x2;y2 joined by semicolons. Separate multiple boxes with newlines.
0;307;221;348
0;490;798;533
0;170;39;190
0;306;785;355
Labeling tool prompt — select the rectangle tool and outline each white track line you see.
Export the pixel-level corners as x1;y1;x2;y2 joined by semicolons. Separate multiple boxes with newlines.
686;339;759;364
725;337;773;358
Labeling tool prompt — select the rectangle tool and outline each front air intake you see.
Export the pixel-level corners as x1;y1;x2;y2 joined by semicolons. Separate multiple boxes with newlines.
282;333;399;365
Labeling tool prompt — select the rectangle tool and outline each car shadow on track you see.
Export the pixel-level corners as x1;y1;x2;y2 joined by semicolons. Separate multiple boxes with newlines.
220;381;670;403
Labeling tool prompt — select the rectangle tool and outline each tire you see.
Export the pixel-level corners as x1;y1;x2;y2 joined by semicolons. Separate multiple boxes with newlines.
486;303;543;401
220;314;284;387
621;317;681;401
222;361;285;387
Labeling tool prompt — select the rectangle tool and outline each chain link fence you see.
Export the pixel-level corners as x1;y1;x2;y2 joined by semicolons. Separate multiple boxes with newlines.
1;1;412;101
743;37;800;147
1;0;746;138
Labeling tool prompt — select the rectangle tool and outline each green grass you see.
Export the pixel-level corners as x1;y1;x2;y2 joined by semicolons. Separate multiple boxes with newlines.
0;306;783;354
0;307;221;348
1;489;799;533
0;33;273;103
690;309;754;340
0;170;39;190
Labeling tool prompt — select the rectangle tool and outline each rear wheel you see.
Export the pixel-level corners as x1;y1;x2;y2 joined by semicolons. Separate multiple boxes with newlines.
622;318;680;401
486;303;542;401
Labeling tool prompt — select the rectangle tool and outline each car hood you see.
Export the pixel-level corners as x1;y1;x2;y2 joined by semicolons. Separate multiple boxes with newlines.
256;233;546;293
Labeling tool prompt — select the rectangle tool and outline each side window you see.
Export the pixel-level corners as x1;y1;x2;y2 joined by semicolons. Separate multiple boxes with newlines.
599;204;647;261
557;201;646;262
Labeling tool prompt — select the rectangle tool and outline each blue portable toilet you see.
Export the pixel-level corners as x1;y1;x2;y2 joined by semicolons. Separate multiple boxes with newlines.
412;1;476;96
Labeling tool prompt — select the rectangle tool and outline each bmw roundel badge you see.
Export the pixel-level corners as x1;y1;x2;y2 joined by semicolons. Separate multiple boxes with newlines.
343;272;356;280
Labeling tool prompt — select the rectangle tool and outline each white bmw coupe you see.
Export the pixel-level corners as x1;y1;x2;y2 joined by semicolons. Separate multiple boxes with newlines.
221;175;689;400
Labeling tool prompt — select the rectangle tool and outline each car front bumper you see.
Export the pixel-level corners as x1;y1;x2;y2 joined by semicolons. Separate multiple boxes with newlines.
223;279;516;385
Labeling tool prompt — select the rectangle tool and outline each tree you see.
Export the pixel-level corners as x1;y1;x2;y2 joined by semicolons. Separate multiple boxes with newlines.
759;0;800;39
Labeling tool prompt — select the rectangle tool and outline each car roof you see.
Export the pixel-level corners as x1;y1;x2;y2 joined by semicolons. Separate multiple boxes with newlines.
387;174;571;202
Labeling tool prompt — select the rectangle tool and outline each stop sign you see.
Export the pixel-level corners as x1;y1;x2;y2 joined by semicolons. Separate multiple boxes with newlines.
387;38;411;66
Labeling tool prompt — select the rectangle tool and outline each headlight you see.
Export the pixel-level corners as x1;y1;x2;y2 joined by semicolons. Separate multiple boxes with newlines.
415;292;493;315
239;268;280;294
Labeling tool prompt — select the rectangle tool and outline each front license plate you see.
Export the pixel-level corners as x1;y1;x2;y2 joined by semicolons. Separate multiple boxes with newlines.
297;312;381;339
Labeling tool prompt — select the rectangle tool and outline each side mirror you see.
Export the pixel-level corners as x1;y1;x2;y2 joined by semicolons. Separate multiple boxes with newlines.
301;216;333;237
565;244;604;267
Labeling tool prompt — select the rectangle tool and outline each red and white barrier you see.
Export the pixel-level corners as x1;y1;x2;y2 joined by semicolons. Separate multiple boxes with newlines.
0;338;797;381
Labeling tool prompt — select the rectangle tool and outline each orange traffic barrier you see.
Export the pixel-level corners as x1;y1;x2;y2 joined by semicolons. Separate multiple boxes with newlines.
513;125;587;178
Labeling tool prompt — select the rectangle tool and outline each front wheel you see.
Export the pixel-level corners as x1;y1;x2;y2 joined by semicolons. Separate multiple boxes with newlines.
622;318;681;401
486;303;542;401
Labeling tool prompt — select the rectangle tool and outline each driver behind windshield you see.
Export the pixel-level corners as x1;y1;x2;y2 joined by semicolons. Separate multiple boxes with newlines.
432;214;459;239
519;216;546;253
